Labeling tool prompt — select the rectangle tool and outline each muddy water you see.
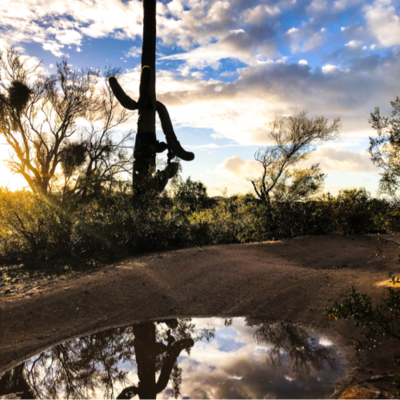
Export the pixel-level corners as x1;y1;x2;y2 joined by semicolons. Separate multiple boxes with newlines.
0;317;344;399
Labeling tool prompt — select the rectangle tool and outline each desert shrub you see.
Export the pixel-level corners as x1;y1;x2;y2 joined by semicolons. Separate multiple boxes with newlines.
73;192;193;260
190;198;243;245
331;189;385;234
0;185;397;269
0;188;74;266
377;204;400;233
174;177;212;212
326;286;400;394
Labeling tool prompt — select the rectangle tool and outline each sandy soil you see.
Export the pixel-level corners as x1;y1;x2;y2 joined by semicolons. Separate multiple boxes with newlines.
1;234;400;398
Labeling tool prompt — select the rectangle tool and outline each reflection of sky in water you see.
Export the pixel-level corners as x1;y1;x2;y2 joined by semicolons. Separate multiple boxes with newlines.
164;318;343;399
0;318;344;399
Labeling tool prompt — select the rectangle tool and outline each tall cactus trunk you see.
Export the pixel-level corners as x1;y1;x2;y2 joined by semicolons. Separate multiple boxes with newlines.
108;0;194;198
133;0;157;194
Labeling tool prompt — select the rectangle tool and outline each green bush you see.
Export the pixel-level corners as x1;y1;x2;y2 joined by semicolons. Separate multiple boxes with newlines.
0;185;397;269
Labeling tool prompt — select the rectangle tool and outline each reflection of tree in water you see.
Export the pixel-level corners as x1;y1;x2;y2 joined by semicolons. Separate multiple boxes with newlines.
0;319;214;399
254;322;338;379
0;364;36;399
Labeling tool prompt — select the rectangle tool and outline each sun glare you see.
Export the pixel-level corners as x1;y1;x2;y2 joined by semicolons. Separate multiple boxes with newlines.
0;147;29;191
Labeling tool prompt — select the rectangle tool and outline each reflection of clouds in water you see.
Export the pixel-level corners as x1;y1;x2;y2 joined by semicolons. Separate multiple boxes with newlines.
160;318;343;399
319;338;333;347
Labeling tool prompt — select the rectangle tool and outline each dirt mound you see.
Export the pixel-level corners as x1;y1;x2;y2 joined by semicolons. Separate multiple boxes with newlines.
1;234;399;397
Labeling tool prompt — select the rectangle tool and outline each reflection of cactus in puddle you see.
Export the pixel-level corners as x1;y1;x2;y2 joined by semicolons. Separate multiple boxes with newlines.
0;319;212;400
109;0;194;197
117;320;198;399
0;318;344;399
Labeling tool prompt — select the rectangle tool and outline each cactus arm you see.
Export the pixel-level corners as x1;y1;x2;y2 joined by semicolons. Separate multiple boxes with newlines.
156;101;195;161
155;338;194;393
108;77;138;110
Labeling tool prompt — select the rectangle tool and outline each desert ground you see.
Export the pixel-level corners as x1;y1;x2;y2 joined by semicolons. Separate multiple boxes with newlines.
1;234;400;398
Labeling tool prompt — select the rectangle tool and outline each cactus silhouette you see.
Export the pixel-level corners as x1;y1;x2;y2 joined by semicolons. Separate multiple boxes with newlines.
109;0;194;196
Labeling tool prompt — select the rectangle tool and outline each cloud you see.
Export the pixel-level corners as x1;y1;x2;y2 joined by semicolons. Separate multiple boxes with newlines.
322;64;339;73
160;26;276;68
1;0;284;67
334;0;364;11
212;147;378;196
285;22;326;54
345;40;363;48
113;48;400;146
125;46;141;58
241;4;281;25
287;27;299;34
42;41;65;57
304;147;378;172
306;0;328;15
0;0;143;56
218;148;377;182
218;156;262;179
2;0;399;153
365;0;400;47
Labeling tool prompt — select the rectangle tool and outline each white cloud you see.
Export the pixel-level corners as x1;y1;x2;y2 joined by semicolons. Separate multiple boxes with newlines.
345;40;363;48
42;41;65;57
287;23;325;53
54;29;82;45
299;59;308;65
218;156;262;179
212;147;378;196
0;0;143;54
365;0;400;47
303;31;324;51
287;27;299;34
322;64;339;73
304;147;378;172
119;44;400;148
160;28;275;69
306;0;328;14
125;46;141;58
241;4;280;25
334;0;363;11
219;148;377;180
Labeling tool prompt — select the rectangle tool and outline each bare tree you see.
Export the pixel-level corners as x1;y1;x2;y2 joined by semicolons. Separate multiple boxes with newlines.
109;0;194;197
250;111;341;204
0;48;134;203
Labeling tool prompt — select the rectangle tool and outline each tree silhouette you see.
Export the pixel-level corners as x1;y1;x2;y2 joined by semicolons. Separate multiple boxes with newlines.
250;112;340;204
109;0;195;197
0;49;134;202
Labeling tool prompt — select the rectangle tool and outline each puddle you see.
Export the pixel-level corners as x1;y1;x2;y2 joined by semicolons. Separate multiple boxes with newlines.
0;318;344;399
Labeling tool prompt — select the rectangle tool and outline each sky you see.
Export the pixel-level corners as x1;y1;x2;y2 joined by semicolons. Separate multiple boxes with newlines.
0;0;399;196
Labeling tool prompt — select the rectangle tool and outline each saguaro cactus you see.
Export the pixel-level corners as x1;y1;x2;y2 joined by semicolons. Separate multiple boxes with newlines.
109;0;194;196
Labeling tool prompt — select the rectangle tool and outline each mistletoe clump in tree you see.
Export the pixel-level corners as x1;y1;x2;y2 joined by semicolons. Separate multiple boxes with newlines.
109;0;194;197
